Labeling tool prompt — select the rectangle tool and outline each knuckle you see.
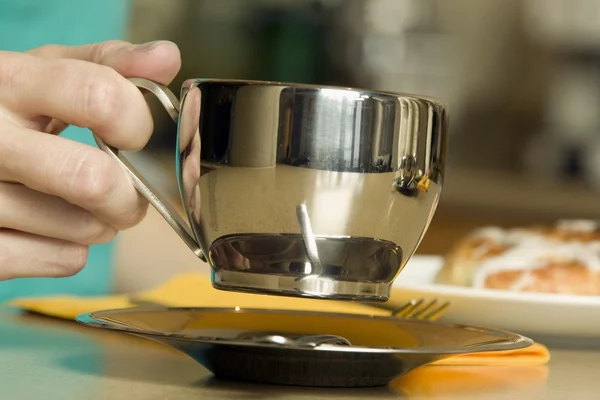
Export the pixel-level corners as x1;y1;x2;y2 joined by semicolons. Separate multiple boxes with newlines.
78;67;124;128
56;242;89;277
88;40;129;63
0;51;26;89
118;200;149;229
59;148;147;230
87;42;112;64
78;213;118;245
27;44;61;58
64;149;119;208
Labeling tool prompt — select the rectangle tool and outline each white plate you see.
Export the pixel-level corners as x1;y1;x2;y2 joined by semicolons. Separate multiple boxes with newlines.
393;255;600;345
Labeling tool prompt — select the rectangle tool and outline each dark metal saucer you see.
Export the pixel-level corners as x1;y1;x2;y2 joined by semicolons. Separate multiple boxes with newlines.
76;306;532;388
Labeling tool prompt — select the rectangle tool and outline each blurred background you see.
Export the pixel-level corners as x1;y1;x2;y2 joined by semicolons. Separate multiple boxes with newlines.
121;0;600;257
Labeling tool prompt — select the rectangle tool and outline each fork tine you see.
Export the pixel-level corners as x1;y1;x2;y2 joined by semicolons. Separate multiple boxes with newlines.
401;298;424;317
390;298;450;321
392;298;423;318
390;300;413;317
422;301;450;321
390;299;415;317
408;299;439;319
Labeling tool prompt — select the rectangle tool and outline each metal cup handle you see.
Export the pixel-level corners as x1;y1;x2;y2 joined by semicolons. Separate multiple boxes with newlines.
93;78;205;261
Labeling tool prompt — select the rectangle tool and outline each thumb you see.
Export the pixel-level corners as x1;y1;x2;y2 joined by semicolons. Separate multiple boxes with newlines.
27;40;182;86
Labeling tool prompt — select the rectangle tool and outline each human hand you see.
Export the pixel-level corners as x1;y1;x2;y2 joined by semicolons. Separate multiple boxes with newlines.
0;40;181;280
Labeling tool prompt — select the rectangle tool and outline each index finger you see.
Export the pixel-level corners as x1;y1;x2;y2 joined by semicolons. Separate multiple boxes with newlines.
1;51;153;151
28;40;181;86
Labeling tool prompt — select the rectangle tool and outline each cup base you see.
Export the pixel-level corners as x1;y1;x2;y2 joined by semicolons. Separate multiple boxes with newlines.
212;269;392;302
207;233;402;301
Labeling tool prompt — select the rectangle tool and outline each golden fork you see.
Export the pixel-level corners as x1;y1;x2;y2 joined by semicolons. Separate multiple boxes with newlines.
129;297;450;321
390;298;450;321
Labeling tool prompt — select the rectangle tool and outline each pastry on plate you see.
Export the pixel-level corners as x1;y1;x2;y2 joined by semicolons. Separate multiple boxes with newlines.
436;220;600;295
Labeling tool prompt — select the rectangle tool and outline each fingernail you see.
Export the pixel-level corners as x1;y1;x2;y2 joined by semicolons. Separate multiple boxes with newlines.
137;40;174;51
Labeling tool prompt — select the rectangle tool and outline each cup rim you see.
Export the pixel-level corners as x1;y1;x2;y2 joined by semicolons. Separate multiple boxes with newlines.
181;78;448;107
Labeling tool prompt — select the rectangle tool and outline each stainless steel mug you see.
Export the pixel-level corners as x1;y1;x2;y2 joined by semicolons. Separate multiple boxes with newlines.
95;78;448;302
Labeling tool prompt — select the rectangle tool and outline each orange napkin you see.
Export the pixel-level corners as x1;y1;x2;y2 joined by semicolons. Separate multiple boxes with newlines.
391;365;548;397
9;271;550;366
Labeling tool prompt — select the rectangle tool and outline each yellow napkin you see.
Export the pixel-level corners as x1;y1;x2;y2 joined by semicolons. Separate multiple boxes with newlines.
9;271;550;366
392;365;548;397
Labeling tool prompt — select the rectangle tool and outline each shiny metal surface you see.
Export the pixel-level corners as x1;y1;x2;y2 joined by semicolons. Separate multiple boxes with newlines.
96;78;448;301
7;307;600;400
94;79;206;261
233;332;353;348
76;307;531;388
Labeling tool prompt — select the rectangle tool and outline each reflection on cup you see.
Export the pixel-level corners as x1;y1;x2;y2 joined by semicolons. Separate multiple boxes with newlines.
96;78;448;301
